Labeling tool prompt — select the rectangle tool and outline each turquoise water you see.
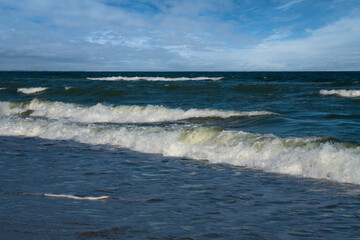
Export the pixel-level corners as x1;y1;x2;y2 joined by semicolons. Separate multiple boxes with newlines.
1;72;360;239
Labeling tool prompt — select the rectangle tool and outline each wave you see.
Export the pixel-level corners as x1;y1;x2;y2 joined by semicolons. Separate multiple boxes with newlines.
0;116;359;185
0;99;276;123
325;113;360;120
0;88;5;90
64;87;125;97
17;87;48;94
320;89;360;98
233;85;279;93
330;81;359;87
44;193;109;201
87;76;223;81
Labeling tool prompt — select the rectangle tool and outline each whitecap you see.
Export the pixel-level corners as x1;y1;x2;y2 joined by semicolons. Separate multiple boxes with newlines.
0;117;359;185
320;89;360;98
0;99;277;123
44;193;109;201
87;76;223;81
17;87;48;94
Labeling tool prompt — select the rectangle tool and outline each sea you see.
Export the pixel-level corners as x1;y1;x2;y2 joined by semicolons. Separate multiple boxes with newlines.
0;71;360;239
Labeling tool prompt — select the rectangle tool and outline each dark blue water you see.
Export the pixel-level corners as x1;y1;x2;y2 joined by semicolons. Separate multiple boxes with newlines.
1;72;360;239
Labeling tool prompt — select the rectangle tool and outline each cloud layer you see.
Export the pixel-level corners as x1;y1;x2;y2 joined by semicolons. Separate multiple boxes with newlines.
0;0;359;71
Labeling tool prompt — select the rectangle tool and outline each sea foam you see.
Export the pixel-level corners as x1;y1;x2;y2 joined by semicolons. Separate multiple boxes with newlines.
320;89;360;98
44;193;109;201
17;87;48;94
0;116;359;185
0;99;276;123
87;76;223;81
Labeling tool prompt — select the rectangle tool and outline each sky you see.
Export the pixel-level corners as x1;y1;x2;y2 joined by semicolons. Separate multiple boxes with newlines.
0;0;359;71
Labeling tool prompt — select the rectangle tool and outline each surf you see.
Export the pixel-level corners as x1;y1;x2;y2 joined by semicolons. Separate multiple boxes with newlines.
87;76;224;81
43;193;109;201
0;116;359;185
0;99;277;123
17;87;48;94
320;89;360;98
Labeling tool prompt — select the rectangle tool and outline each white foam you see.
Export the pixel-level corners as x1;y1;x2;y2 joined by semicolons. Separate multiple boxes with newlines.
44;193;109;201
87;76;223;81
0;116;359;185
17;87;48;94
0;99;276;123
0;88;5;90
320;89;360;98
64;87;73;90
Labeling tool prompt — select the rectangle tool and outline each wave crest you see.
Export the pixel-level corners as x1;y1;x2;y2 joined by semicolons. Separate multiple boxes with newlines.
44;193;109;201
0;99;276;123
0;117;359;185
17;87;48;94
87;76;223;81
320;89;360;98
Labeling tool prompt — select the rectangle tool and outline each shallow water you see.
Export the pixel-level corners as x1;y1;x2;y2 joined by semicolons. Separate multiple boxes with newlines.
1;71;360;239
1;136;360;239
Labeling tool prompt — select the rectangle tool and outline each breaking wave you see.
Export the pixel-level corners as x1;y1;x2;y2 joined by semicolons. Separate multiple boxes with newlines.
17;87;48;94
87;76;223;81
0;99;276;123
44;193;109;201
0;116;359;185
320;89;360;98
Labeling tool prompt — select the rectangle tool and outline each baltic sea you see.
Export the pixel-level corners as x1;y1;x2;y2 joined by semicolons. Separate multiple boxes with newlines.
1;71;359;239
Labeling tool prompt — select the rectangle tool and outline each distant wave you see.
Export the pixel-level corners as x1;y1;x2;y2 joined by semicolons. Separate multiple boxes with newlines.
320;89;360;98
44;193;109;201
0;88;5;90
0;99;277;123
17;87;48;94
87;76;223;81
1;117;359;185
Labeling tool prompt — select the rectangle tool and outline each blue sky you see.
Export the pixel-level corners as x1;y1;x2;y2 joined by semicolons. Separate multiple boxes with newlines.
0;0;359;71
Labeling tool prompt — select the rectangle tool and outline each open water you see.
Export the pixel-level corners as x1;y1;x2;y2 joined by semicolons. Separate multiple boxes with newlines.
0;71;360;239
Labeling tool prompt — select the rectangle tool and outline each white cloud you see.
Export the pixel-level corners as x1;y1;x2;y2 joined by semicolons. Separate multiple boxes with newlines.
86;31;152;48
276;0;304;10
0;0;359;70
176;16;360;70
263;30;292;42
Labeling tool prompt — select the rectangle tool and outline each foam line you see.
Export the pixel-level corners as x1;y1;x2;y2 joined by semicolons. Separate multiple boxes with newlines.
0;117;359;185
0;99;277;123
17;87;48;94
87;76;223;81
320;89;360;98
44;193;109;201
